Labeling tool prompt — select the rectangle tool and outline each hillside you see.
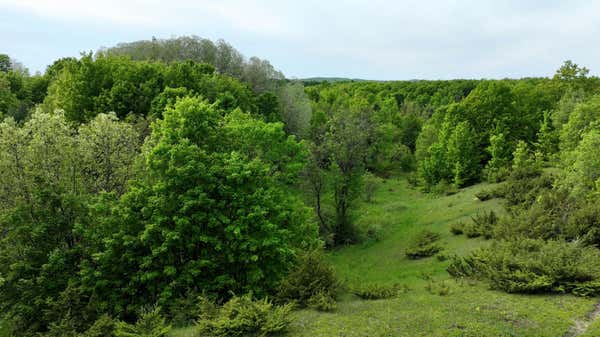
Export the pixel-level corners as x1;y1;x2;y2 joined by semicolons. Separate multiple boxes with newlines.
170;177;600;337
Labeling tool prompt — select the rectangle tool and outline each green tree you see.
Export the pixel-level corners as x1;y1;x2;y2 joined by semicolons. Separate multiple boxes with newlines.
324;107;371;244
446;121;479;187
559;95;600;154
535;111;559;161
0;54;10;72
84;97;317;316
562;129;600;198
0;112;85;334
277;83;312;137
79;113;140;195
512;140;536;174
485;131;512;181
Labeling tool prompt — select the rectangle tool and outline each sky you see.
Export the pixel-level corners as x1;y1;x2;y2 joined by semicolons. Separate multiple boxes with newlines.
1;0;600;80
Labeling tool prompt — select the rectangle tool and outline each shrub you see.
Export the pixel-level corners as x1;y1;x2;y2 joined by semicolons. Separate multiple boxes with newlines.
83;315;116;337
425;280;452;296
449;222;465;235
276;250;338;308
406;230;442;259
196;294;293;337
474;189;498;201
114;306;171;337
307;290;337;311
447;239;600;296
351;283;408;300
436;253;451;262
565;200;600;246
494;171;554;208
470;210;498;239
164;296;196;328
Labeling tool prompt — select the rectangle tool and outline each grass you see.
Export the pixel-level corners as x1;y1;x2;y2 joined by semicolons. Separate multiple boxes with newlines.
171;177;598;337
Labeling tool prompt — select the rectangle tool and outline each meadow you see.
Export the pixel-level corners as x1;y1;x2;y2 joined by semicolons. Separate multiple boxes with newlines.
171;177;599;337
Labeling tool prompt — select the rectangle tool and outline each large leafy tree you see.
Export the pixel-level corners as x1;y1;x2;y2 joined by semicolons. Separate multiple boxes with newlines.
84;97;317;317
0;111;143;335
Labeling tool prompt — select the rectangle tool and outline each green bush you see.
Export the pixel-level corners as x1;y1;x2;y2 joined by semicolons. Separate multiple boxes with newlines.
565;200;600;246
470;210;498;239
459;210;498;239
494;171;554;208
166;293;202;327
83;315;116;337
351;283;408;300
306;290;337;311
406;230;442;259
474;189;498;201
449;222;465;235
114;306;171;337
447;239;600;296
276;250;338;308
196;294;292;337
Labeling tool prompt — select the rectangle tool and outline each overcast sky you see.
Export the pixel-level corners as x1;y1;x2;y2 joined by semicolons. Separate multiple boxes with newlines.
1;0;599;80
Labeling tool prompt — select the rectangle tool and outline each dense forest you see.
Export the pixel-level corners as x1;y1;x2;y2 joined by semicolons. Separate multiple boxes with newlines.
1;36;600;336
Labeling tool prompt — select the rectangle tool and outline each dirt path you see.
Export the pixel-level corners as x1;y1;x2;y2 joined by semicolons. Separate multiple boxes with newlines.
564;301;600;337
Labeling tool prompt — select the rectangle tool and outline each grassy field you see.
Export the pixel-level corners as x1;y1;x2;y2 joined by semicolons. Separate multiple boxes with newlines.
172;177;599;337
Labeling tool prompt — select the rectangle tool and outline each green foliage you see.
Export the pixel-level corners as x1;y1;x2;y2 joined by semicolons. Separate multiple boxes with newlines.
307;103;372;245
196;294;293;337
474;189;498;201
84;97;317;315
83;315;117;337
484;131;512;182
446;121;480;187
149;87;191;119
406;230;442;259
554;60;592;92
448;239;600;296
306;290;337;311
561;129;600;198
351;283;408;300
277;250;338;308
0;54;10;73
512;141;537;173
449;222;465;235
535;111;559;161
493;169;552;209
115;307;171;337
43;54;255;122
469;210;499;239
79;112;140;195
